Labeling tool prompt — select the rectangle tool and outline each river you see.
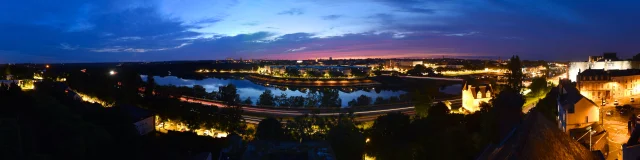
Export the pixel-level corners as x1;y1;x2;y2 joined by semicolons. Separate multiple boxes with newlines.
142;75;461;107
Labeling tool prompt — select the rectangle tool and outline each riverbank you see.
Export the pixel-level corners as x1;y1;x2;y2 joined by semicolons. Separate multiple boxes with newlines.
246;75;380;87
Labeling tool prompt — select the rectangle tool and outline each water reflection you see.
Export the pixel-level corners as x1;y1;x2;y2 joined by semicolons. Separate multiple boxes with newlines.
142;75;408;107
439;84;462;95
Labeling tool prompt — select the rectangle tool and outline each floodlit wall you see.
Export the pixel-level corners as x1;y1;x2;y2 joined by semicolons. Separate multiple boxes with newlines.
566;98;599;130
569;61;640;82
578;74;640;102
462;86;490;112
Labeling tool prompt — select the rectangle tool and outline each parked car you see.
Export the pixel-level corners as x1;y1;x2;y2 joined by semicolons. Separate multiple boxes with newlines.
606;110;613;116
620;105;633;115
632;98;635;103
614;100;619;106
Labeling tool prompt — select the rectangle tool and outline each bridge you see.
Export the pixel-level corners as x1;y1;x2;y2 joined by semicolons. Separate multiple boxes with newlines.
180;96;462;124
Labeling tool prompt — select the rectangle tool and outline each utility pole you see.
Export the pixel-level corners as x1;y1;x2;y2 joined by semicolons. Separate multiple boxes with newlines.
587;126;592;151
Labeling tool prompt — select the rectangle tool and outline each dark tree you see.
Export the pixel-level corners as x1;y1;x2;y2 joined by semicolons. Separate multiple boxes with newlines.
306;70;323;78
217;83;239;107
144;75;156;97
329;70;344;77
242;97;253;105
351;68;368;77
283;114;337;142
320;89;341;107
192;85;208;98
255;117;286;141
412;89;434;118
304;91;320;107
406;64;434;76
347;99;357;107
327;120;365;160
288;96;306;107
478;101;492;113
366;112;412;160
491;88;525;142
528;77;549;97
535;87;559;122
388;96;400;103
217;83;244;133
285;68;301;77
507;55;524;92
356;95;372;106
348;95;372;107
257;90;275;106
276;93;290;107
374;97;389;105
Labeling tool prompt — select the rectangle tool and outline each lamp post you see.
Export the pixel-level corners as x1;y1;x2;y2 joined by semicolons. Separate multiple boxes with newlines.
587;126;593;151
602;98;606;125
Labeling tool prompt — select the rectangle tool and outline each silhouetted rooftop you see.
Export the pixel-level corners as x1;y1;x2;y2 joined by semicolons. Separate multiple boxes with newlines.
478;111;597;160
579;69;640;77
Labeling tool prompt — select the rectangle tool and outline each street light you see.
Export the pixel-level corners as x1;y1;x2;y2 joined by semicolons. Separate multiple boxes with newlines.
109;70;116;75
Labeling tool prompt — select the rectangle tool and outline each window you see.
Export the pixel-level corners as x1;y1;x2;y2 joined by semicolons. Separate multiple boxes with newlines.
586;116;589;123
568;106;575;113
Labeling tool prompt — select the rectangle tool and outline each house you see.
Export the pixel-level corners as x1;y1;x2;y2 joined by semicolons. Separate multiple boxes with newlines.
461;82;492;112
116;105;156;135
557;81;600;133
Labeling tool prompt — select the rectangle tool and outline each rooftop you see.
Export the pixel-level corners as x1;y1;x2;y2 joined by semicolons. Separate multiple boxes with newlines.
579;69;640;77
477;111;598;160
115;105;155;123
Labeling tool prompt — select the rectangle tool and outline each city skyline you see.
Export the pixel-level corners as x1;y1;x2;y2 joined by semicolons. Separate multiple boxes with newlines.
2;0;640;63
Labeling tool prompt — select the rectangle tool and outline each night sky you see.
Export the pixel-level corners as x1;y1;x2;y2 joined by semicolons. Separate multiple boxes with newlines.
1;0;640;63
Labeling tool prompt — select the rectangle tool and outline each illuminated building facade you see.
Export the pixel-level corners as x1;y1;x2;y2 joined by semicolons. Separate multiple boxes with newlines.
568;53;640;82
461;83;492;112
557;81;600;133
577;69;640;102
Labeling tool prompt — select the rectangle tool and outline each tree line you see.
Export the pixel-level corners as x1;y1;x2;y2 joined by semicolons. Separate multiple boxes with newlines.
254;89;410;107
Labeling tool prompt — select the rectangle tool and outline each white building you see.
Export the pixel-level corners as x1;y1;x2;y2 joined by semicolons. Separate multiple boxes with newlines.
568;53;640;82
461;83;492;112
568;60;640;82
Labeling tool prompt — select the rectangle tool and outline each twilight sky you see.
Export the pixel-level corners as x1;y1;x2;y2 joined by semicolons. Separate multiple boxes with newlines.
1;0;640;63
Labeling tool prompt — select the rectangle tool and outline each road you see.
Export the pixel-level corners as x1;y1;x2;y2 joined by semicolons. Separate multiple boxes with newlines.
400;76;464;82
598;94;640;159
602;105;634;160
180;96;462;124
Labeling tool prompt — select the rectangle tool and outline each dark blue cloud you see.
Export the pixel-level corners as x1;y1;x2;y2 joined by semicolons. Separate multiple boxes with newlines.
0;0;198;62
277;8;304;15
322;15;343;20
